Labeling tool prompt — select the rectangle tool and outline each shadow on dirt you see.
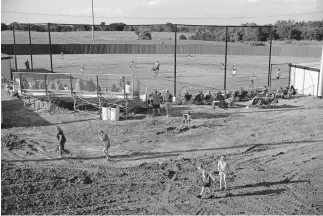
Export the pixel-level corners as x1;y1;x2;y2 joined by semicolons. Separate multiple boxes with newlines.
233;179;309;189
210;188;286;199
1;99;52;128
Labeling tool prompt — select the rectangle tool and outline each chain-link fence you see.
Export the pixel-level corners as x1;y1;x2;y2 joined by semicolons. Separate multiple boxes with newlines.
4;22;322;98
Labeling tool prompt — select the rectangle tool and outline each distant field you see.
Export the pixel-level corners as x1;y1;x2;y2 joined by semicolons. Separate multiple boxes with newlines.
12;54;318;93
1;30;321;47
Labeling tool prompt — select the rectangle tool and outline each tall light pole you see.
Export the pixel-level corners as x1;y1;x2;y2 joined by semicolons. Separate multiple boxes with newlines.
92;0;95;44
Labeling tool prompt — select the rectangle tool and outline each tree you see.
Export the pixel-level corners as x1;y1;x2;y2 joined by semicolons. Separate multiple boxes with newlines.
166;22;175;32
179;34;187;40
1;23;8;31
110;23;126;31
100;22;108;31
275;20;295;40
135;27;152;40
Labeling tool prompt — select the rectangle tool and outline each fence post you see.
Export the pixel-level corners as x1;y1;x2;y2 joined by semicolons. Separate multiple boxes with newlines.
48;23;53;72
44;74;48;95
174;24;177;97
28;24;34;72
132;76;134;98
19;74;23;94
288;63;291;88
12;23;18;72
123;76;126;98
268;27;273;87
69;74;73;95
224;26;228;92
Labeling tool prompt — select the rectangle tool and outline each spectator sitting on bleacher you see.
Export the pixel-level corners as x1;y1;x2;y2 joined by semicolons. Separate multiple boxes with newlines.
216;91;224;101
261;86;268;96
203;90;212;101
276;87;284;98
194;91;204;104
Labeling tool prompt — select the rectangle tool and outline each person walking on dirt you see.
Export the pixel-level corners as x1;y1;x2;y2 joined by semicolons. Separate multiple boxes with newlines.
163;90;173;117
218;155;233;190
152;90;161;116
25;59;30;71
98;130;110;160
60;52;64;59
197;165;216;199
56;126;70;157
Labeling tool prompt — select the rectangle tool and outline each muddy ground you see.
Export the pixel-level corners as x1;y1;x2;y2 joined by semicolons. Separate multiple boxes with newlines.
1;90;323;215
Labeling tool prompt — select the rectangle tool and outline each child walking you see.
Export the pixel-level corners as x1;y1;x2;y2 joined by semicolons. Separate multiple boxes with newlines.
98;130;111;160
197;165;216;198
56;126;71;157
217;155;233;190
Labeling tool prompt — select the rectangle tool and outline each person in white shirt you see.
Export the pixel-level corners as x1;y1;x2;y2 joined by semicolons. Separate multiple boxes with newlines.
130;60;135;68
98;130;111;160
182;111;192;128
217;155;233;190
155;60;160;70
80;64;84;73
232;66;237;78
276;69;281;83
220;63;225;70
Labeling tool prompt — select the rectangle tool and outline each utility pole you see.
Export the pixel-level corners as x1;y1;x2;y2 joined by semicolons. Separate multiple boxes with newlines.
92;0;95;44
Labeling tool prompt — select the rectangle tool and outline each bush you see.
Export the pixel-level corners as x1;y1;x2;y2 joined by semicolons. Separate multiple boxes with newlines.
179;34;187;40
84;79;96;92
135;28;152;40
1;133;25;151
248;41;266;46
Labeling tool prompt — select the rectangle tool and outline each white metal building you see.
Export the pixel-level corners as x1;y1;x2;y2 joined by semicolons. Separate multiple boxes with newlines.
289;62;321;97
1;53;13;81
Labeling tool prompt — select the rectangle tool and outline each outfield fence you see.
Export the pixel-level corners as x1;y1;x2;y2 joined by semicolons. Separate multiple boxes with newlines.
3;23;321;96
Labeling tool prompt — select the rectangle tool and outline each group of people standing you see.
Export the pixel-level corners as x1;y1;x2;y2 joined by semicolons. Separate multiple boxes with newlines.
151;89;173;117
197;155;234;199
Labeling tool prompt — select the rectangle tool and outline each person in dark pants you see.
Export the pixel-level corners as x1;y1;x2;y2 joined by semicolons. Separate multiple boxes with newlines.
25;59;30;71
152;90;161;116
56;126;70;157
197;165;216;199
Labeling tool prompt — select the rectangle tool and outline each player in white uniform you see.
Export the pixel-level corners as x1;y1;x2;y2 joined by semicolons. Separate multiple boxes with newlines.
130;60;135;68
276;69;281;83
221;63;225;70
80;64;84;73
232;66;236;78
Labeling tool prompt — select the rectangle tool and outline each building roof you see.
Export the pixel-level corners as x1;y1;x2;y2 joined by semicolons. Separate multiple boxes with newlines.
291;62;321;72
1;53;13;60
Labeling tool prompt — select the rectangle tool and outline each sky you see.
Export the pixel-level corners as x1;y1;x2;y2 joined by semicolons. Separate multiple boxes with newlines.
1;0;322;25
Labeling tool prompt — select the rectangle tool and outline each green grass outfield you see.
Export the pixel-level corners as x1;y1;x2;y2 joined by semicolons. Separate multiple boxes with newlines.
2;30;321;47
13;54;318;94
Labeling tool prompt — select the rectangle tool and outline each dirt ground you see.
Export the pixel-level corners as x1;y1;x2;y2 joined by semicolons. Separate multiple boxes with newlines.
1;89;323;214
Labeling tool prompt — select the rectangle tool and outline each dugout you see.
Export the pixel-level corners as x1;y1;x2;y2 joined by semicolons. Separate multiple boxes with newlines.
289;62;321;97
1;53;13;81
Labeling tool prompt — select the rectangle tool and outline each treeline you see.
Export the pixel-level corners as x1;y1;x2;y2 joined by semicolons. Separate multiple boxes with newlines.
2;20;323;41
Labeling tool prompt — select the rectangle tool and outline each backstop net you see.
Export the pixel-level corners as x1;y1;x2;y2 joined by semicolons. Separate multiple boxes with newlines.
13;72;146;102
